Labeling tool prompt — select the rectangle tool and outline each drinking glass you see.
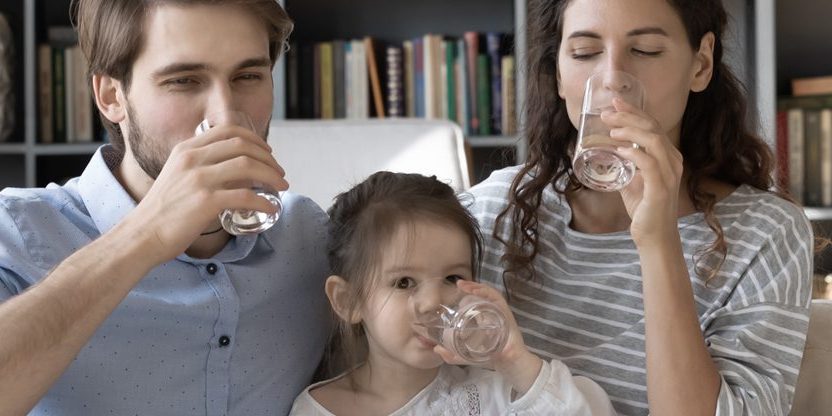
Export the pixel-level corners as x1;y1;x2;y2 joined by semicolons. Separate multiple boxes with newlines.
195;111;282;235
414;292;508;363
572;70;645;192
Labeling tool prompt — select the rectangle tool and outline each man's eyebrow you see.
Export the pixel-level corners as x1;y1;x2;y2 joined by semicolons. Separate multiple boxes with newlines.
566;27;669;40
151;57;271;79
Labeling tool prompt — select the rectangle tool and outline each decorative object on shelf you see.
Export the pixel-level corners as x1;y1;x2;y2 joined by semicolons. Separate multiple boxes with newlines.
0;12;15;142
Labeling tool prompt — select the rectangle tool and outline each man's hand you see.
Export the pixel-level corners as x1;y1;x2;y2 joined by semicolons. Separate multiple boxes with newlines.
125;125;288;263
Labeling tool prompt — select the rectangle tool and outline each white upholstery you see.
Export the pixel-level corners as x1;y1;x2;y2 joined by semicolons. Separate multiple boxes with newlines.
791;299;832;415
267;119;470;210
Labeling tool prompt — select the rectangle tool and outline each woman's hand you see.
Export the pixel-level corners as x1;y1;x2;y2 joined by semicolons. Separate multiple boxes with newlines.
605;97;684;247
433;280;543;396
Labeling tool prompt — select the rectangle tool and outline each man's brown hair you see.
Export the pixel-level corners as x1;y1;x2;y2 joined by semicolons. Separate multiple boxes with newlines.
71;0;293;154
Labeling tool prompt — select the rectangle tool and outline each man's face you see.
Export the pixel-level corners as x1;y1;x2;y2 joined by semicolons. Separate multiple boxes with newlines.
122;4;274;179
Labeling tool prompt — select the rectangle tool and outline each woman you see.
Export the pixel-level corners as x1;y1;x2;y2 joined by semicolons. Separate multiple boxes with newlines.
469;0;813;415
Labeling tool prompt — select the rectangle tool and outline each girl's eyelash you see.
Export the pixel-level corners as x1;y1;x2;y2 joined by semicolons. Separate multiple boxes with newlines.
633;49;662;56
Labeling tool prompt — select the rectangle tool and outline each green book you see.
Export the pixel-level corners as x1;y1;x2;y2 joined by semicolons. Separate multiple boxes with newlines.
476;54;491;136
445;40;456;123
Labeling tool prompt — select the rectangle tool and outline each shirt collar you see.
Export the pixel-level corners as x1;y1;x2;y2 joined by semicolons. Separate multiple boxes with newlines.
78;145;261;263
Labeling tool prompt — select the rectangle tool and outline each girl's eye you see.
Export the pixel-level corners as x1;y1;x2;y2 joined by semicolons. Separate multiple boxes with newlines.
394;277;416;289
445;275;464;284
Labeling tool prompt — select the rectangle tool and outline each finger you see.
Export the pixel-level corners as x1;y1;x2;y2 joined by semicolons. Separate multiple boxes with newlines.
212;188;283;214
190;136;284;175
203;156;290;192
184;125;273;153
614;145;669;191
457;280;505;304
609;126;670;154
433;345;466;365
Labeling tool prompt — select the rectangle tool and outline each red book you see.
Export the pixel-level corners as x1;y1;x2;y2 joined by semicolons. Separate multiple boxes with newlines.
776;110;789;192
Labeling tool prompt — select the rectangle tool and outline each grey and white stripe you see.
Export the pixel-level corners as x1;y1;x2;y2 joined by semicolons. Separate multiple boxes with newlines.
467;166;813;416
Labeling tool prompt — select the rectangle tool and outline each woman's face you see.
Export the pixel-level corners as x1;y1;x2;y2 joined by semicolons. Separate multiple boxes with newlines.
557;0;714;146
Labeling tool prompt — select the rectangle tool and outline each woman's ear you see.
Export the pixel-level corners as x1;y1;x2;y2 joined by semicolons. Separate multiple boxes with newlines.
325;275;362;324
690;32;716;93
92;74;127;123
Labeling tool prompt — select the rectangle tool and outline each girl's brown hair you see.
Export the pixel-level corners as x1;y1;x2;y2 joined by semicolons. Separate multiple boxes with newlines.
71;0;293;155
496;0;777;286
326;171;483;375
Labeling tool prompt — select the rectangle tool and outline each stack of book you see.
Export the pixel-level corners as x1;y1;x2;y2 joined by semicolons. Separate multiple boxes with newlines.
776;74;832;206
36;26;97;144
285;32;517;137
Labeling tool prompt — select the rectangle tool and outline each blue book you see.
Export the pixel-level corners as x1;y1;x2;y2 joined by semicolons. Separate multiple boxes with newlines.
486;32;503;135
414;37;425;118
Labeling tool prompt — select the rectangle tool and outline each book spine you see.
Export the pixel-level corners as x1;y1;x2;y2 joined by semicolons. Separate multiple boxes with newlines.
364;37;385;118
74;46;93;142
445;40;456;123
313;43;321;119
464;32;479;133
52;46;66;143
487;32;502;135
804;110;822;206
455;39;468;135
501;56;516;136
333;40;346;119
476;54;491;136
788;108;805;204
320;42;334;119
64;47;76;142
287;42;299;119
403;41;415;118
37;44;53;143
792;75;832;97
775;110;789;192
414;38;424;118
386;46;403;118
821;109;832;206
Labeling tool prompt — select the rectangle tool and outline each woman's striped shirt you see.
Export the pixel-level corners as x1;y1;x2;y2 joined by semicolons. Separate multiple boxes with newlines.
467;166;813;416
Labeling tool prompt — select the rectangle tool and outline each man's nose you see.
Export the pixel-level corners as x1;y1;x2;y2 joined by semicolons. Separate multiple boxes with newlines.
204;83;236;119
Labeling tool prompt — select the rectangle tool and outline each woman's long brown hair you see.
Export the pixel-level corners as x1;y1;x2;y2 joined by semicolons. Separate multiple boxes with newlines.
495;0;778;287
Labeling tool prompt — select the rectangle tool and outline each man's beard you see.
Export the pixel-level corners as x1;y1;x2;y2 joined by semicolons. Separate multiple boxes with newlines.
125;106;272;180
126;105;168;180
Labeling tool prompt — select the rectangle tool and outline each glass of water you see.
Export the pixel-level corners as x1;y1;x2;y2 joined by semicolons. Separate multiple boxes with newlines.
195;111;282;235
414;292;508;363
572;70;645;192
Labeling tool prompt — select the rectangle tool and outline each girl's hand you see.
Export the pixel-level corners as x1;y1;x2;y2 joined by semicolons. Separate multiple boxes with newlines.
434;280;543;395
605;97;684;247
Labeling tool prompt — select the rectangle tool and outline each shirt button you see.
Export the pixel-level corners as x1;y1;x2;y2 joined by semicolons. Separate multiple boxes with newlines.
218;335;231;347
206;263;218;275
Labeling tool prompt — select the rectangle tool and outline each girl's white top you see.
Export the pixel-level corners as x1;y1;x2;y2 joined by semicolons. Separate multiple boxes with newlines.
289;359;616;415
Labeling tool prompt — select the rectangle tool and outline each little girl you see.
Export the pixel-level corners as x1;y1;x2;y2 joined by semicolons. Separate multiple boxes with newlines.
289;172;616;415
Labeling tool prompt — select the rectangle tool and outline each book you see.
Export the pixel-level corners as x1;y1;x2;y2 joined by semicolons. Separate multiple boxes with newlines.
464;32;480;133
312;43;321;119
333;40;346;119
486;33;503;135
364;37;385;118
403;40;415;118
821;109;832;206
386;45;403;117
319;42;334;119
792;75;832;97
455;38;468;135
286;42;300;118
73;46;93;142
476;54;491;136
299;43;315;118
787;108;805;204
444;40;456;123
775;110;789;192
413;37;425;118
52;46;66;143
37;44;53;143
804;110;822;206
501;55;516;136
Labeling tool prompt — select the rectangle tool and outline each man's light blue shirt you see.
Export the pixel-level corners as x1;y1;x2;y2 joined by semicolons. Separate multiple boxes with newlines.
0;147;332;416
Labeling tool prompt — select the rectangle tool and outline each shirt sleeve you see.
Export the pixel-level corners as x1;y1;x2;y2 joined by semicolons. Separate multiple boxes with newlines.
707;205;813;416
0;199;39;302
509;359;617;416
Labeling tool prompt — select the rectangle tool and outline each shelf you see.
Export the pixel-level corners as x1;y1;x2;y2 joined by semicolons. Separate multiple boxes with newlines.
805;207;832;222
467;135;519;148
0;143;26;154
32;143;101;155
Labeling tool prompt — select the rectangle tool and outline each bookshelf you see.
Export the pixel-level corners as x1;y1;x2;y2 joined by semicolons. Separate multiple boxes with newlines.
0;0;101;189
277;0;528;184
0;0;528;188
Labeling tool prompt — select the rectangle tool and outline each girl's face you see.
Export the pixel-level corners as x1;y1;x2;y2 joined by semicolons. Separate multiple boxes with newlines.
360;219;474;371
557;0;713;146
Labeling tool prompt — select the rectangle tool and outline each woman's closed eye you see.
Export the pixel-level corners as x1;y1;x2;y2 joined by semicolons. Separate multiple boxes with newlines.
632;48;663;57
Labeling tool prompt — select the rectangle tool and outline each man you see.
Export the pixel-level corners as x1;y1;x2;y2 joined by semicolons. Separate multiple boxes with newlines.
0;1;331;414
